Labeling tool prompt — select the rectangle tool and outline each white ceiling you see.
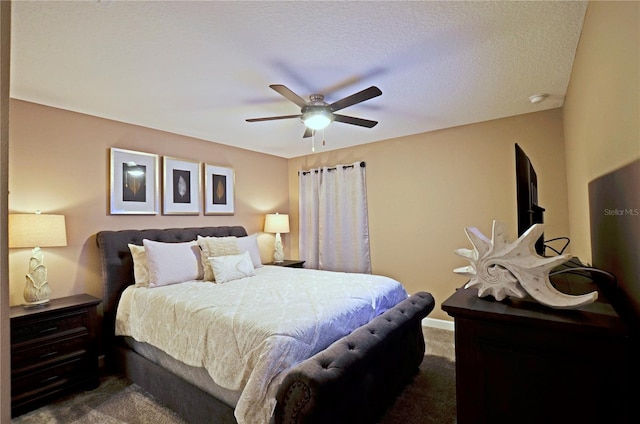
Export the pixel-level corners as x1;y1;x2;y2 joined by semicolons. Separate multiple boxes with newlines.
10;1;587;159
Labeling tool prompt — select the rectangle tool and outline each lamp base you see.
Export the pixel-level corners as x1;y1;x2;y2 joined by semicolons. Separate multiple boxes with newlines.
273;232;285;263
23;298;50;308
24;249;52;306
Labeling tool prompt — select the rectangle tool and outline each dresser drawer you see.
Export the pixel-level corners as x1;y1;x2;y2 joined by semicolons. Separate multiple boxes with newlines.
11;310;88;344
11;331;89;372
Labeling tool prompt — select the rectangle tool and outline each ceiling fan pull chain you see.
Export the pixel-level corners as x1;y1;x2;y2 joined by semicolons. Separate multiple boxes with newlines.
322;128;326;146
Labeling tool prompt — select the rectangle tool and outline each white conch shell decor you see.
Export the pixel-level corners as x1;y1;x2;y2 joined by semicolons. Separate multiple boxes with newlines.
454;221;598;309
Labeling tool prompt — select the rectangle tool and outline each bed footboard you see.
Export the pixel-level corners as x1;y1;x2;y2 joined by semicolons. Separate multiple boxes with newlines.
274;291;435;424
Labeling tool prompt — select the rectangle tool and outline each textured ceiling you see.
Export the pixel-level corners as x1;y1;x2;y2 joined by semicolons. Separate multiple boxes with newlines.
10;1;587;158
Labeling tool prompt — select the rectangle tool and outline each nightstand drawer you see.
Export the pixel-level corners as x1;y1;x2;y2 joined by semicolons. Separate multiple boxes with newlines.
12;332;89;372
12;355;89;400
11;310;88;344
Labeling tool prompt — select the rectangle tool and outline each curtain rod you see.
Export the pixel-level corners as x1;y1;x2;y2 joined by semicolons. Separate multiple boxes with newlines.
299;161;366;175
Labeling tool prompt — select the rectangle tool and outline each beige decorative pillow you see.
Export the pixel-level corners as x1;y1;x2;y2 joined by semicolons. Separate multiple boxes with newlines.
197;235;241;281
128;244;149;288
236;233;263;268
143;239;203;287
209;251;255;284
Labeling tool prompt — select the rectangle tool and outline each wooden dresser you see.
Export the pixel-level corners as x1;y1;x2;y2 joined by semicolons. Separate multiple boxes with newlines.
442;271;632;424
10;294;101;417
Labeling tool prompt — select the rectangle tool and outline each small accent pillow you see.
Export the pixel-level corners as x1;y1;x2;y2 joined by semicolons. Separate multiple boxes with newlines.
236;233;263;268
197;235;241;281
128;244;149;288
209;251;256;284
143;239;203;287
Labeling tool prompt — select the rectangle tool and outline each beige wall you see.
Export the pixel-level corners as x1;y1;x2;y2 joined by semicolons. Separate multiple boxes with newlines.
9;102;570;323
8;100;289;307
288;108;569;321
564;1;640;262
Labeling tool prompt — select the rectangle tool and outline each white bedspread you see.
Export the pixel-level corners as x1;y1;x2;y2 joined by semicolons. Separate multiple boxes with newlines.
115;265;408;424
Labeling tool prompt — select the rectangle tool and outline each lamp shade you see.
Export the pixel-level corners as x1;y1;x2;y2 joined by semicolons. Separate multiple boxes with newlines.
9;213;68;248
264;213;290;234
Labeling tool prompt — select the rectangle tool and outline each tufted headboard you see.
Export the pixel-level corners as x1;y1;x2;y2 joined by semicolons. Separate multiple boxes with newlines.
96;226;248;348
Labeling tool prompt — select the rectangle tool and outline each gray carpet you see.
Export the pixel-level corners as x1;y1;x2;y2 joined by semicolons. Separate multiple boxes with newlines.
12;326;456;424
378;326;456;424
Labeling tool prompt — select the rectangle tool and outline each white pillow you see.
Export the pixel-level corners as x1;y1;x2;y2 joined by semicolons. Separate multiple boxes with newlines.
128;244;149;287
197;235;241;281
209;251;255;284
236;233;263;268
143;239;203;287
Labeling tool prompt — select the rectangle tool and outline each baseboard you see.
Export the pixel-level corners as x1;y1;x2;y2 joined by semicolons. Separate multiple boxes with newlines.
422;317;455;331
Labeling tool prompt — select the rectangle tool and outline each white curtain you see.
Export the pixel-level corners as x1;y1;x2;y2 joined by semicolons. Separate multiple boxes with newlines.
299;161;371;273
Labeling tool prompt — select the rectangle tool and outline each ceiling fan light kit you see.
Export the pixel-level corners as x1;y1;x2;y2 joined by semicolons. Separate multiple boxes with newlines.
247;84;382;146
301;107;334;130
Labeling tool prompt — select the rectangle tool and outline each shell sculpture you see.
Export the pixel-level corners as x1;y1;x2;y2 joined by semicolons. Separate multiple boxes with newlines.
454;221;597;309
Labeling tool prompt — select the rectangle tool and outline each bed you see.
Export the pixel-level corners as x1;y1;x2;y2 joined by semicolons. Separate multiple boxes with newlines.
97;226;435;424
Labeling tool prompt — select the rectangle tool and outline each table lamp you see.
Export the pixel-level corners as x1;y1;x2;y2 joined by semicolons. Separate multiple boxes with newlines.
264;213;289;263
9;212;67;307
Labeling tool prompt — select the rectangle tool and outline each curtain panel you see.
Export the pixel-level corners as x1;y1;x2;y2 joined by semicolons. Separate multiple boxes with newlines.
298;161;371;273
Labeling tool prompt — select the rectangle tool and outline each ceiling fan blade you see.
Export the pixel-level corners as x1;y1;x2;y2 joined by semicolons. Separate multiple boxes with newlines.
329;86;382;112
317;68;386;96
303;127;313;138
269;84;308;108
333;114;378;128
246;114;301;122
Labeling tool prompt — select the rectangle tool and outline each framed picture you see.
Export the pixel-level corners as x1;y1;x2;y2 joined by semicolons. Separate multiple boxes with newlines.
110;148;159;215
163;157;201;215
204;164;235;215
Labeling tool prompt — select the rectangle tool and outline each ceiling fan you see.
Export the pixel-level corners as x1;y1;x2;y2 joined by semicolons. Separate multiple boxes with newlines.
246;84;382;138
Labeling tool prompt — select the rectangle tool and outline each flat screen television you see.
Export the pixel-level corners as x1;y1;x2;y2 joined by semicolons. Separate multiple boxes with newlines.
515;143;545;255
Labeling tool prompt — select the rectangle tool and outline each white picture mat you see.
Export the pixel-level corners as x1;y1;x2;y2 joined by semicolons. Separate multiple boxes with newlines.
163;156;201;215
204;164;235;215
110;148;159;215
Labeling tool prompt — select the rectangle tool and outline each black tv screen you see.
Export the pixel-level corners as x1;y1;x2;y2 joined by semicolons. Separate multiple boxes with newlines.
515;143;545;255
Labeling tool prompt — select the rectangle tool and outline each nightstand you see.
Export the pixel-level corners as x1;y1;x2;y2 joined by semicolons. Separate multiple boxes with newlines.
267;259;305;268
10;294;101;417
